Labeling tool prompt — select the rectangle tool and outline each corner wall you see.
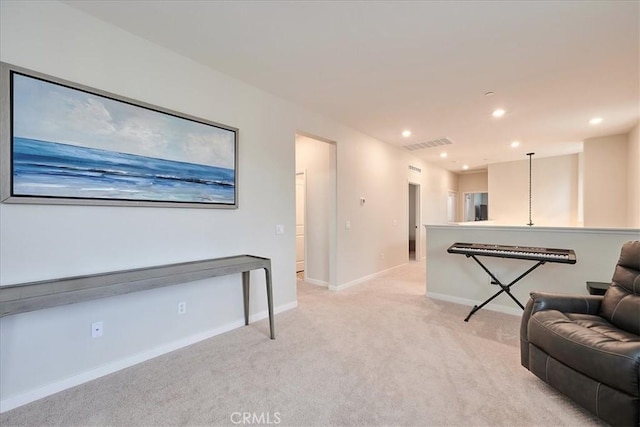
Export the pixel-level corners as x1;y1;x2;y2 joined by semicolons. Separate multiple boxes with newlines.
583;134;628;227
332;134;456;286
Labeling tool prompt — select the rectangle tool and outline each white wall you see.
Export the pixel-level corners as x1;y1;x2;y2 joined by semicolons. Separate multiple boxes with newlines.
627;123;640;227
488;154;579;226
335;135;401;283
333;136;455;286
583;134;628;227
0;1;299;410
295;135;333;285
426;225;640;316
0;1;457;409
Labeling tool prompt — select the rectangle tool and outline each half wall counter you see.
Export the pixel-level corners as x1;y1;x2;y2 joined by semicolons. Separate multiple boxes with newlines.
424;224;640;317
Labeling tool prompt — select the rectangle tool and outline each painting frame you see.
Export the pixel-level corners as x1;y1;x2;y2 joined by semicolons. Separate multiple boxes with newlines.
0;62;239;209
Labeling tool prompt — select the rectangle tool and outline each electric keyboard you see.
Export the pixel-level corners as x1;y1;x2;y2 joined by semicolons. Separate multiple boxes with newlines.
447;242;576;264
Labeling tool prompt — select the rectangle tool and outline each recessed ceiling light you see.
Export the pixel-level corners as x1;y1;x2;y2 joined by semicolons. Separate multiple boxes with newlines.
511;141;520;148
492;109;506;118
462;164;469;170
402;130;412;137
440;152;448;158
589;117;603;125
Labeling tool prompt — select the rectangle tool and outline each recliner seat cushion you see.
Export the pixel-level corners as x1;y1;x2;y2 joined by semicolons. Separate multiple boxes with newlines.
529;309;640;397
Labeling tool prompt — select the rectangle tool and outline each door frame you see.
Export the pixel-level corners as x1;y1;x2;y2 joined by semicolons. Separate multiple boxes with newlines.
295;131;337;289
295;170;307;278
447;190;457;223
408;181;421;260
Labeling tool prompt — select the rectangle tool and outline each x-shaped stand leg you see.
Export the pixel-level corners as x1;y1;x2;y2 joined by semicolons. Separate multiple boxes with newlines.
464;255;545;322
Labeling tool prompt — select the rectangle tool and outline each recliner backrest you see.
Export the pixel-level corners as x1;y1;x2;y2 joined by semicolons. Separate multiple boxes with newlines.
599;240;640;335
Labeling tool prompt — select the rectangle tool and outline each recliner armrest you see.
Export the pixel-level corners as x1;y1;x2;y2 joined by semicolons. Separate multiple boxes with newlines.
520;292;603;369
528;291;603;315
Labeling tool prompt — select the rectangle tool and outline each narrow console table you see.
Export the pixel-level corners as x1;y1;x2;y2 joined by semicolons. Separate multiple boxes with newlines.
0;255;275;339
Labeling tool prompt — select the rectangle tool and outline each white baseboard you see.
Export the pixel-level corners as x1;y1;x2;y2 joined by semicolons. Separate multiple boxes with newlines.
0;301;297;413
304;278;329;287
426;292;522;317
330;263;408;291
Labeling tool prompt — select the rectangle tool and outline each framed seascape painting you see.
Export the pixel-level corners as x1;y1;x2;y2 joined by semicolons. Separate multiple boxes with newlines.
0;62;238;209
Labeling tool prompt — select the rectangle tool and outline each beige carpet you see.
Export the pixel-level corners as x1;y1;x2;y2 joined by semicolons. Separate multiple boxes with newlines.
1;261;604;426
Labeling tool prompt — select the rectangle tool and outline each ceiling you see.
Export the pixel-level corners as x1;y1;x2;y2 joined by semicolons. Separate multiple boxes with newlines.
63;1;639;172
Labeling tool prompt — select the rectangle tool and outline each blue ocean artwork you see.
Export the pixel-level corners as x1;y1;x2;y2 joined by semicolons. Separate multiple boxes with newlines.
9;71;237;206
13;137;235;204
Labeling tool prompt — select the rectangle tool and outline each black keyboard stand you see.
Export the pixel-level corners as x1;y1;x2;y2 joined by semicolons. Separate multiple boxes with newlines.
463;254;546;322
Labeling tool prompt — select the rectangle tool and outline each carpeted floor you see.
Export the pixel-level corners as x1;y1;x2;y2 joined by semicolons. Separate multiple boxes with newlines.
1;261;604;426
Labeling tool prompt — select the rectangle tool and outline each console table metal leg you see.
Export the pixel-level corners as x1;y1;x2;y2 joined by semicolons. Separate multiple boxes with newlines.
242;271;250;326
264;267;275;339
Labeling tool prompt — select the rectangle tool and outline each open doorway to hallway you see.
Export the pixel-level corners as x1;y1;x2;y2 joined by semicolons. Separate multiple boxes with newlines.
408;183;421;261
295;172;306;280
295;133;337;287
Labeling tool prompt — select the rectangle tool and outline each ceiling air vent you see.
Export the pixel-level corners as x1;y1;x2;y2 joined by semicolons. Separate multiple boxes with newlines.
409;165;422;173
403;137;454;152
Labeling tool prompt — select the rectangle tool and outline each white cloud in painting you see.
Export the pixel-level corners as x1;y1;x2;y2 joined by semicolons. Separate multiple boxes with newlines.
184;131;235;170
67;97;118;136
12;74;235;170
119;119;169;156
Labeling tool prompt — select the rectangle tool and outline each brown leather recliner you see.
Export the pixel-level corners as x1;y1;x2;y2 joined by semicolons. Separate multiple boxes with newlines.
520;240;640;427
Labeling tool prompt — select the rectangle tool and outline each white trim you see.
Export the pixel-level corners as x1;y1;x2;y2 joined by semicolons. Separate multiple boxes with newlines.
329;263;408;291
295;170;307;279
304;278;329;287
426;292;522;317
0;301;297;413
424;224;640;235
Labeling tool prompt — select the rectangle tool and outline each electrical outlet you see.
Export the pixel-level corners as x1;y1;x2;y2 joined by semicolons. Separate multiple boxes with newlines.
91;321;104;338
178;301;187;315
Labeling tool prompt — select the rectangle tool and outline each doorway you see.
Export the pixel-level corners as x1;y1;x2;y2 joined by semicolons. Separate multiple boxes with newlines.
463;192;489;221
295;172;306;276
408;183;421;261
294;133;337;287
